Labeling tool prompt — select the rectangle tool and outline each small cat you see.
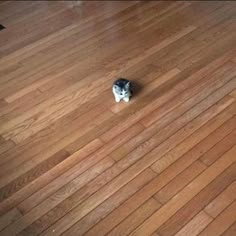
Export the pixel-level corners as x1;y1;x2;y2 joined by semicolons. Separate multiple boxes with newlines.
112;78;132;102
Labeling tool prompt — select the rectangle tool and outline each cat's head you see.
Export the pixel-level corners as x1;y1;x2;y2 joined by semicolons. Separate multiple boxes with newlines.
113;82;130;98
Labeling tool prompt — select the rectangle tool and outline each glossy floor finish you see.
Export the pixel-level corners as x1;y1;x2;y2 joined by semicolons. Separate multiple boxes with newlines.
0;1;236;235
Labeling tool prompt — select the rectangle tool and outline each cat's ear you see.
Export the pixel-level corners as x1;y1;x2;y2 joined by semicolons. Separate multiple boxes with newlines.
125;82;130;89
113;85;120;92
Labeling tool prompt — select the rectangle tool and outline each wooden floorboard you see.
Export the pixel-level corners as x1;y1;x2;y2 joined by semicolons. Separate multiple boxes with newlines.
0;1;235;236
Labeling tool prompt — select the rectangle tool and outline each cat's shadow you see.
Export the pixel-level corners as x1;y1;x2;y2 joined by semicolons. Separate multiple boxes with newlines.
131;81;143;98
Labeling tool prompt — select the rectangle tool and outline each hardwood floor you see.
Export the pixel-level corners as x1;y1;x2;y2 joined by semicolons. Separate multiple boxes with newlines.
0;1;236;235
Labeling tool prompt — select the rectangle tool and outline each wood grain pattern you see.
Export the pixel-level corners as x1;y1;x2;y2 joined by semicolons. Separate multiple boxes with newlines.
222;221;236;236
106;198;161;236
0;1;235;236
204;181;236;218
151;104;236;174
198;200;236;236
130;145;236;236
62;169;156;236
157;160;236;236
0;208;22;231
174;211;213;236
154;161;207;204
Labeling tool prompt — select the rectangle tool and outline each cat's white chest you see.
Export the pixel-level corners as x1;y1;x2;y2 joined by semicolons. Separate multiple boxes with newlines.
112;87;131;103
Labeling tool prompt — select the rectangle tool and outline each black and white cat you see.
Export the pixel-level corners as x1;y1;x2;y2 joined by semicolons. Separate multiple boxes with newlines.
112;78;132;102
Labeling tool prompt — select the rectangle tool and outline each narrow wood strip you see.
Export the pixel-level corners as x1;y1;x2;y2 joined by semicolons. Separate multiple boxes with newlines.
0;1;138;67
106;198;161;236
105;25;196;75
157;164;236;236
17;157;115;218
61;169;156;236
151;107;236;174
154;161;206;204
0;157;115;235
222;221;236;236
1;8;78;58
1;1;65;27
129;145;236;236
151;5;229;71
0;99;110;168
178;27;236;71
141;61;236;127
1;67;107;122
0;89;43;123
174;211;213;236
0;208;22;231
232;56;236;63
0;62;25;89
140;2;191;33
4;76;56;103
0;139;14;155
1;168;154;236
1;72;112;143
66;118;144;153
0;1;39;22
26;3;157;74
0;104;109;177
0;139;103;215
204;181;236;218
200;127;236;166
150;233;161;236
1;2;62;27
161;11;236;72
0;150;70;202
229;88;236;99
0;99;7;108
198;201;236;236
1;1;123;56
175;47;236;92
6;110;112;177
150;3;235;70
103;13;189;78
17;124;143;214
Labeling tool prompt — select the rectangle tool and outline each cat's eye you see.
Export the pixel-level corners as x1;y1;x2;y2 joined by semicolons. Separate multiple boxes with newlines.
120;93;122;95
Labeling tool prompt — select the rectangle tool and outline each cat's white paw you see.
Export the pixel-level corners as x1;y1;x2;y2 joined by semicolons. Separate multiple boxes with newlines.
114;94;121;102
123;97;130;102
115;97;121;102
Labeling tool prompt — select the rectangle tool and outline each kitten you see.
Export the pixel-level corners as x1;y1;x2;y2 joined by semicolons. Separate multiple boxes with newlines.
112;78;132;102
